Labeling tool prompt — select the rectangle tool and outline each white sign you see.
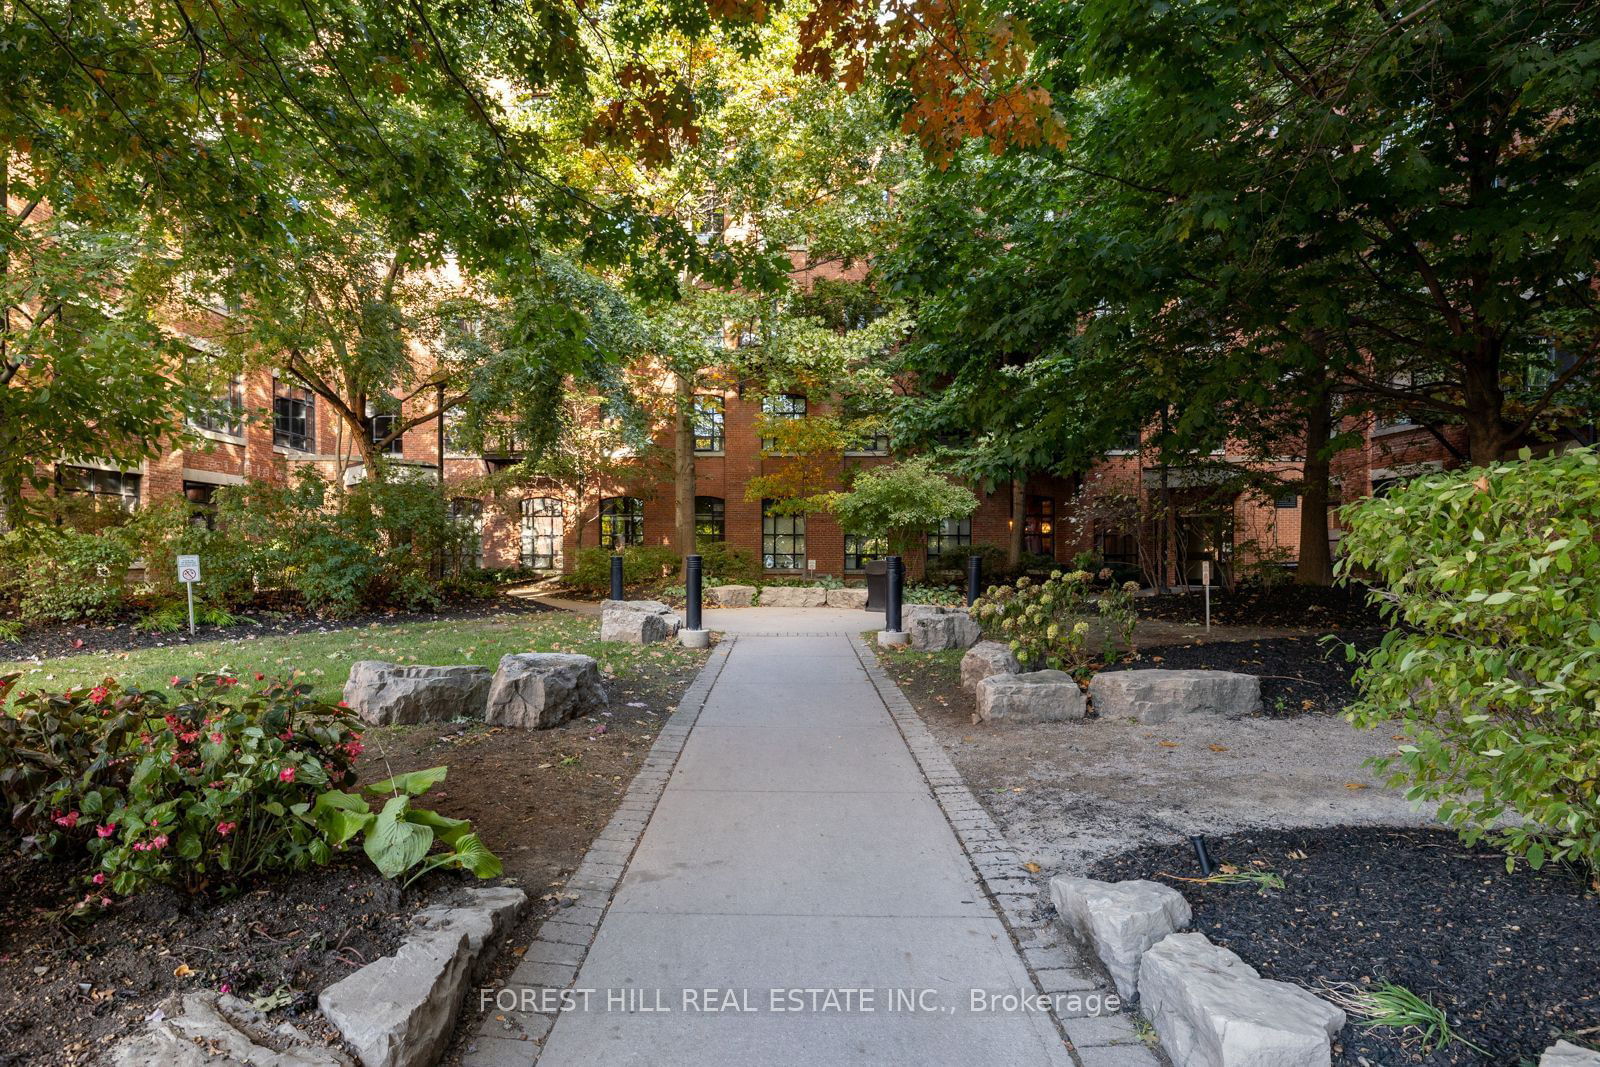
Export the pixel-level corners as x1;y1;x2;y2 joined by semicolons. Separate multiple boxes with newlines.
177;554;202;584
1201;560;1212;586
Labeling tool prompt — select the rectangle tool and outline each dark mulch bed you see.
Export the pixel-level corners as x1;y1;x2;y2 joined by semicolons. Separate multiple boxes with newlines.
1098;632;1382;716
1089;826;1600;1066
2;596;551;663
0;853;453;1067
1138;583;1382;630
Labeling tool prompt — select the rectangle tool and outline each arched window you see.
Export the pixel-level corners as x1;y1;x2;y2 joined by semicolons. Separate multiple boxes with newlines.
521;498;563;569
695;496;725;543
599;496;644;550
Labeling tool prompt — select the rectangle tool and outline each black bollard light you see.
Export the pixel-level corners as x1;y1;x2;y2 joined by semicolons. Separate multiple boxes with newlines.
1190;834;1214;877
609;553;624;602
885;555;904;633
967;553;983;607
685;554;702;632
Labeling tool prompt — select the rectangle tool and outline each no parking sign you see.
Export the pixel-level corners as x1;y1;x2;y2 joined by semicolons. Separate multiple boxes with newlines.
177;554;201;633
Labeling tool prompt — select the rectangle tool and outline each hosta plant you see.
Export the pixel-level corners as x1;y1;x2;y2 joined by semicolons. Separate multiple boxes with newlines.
1337;447;1600;876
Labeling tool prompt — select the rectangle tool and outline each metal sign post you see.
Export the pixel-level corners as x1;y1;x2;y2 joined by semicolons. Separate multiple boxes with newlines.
1201;559;1212;633
176;554;201;635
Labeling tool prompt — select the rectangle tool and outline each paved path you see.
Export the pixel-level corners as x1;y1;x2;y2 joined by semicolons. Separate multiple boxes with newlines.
532;632;1075;1066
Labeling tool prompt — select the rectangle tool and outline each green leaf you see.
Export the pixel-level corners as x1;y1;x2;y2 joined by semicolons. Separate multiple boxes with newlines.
449;832;503;879
364;766;448;798
362;795;433;879
404;807;472;846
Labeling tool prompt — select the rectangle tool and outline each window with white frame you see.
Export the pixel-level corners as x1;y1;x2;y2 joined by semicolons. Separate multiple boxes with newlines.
521;497;564;569
693;395;725;452
762;500;805;570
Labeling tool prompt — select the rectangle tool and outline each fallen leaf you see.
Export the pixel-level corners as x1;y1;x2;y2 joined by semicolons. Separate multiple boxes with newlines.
1287;849;1308;860
1023;861;1042;874
1158;740;1181;748
172;964;193;978
1344;782;1370;790
1219;863;1239;874
1208;743;1229;752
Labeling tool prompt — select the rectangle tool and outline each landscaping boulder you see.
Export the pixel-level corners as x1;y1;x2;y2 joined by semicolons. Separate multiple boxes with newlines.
961;640;1021;694
600;599;681;644
113;992;351;1067
1089;668;1262;723
342;663;493;726
1543;1042;1600;1067
484;653;606;729
1050;876;1191;1000
825;586;870;609
707;584;757;608
320;888;525;1067
976;670;1086;724
907;605;982;651
759;585;827;607
1139;931;1345;1067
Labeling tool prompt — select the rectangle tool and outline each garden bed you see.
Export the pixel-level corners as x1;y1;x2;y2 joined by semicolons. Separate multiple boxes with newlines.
0;619;710;1066
1;596;550;663
1099;632;1380;716
1137;583;1381;630
1088;826;1600;1066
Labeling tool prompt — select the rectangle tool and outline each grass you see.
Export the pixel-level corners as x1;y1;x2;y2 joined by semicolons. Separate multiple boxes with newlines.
1323;981;1486;1055
0;612;706;705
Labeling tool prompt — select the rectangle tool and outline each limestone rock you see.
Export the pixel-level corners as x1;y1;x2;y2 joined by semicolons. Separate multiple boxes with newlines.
1543;1041;1600;1067
600;598;675;616
899;605;982;651
600;605;681;644
824;586;870;609
960;641;1021;694
706;584;757;608
976;670;1086;724
1089;669;1262;723
342;663;492;726
1139;931;1345;1067
319;889;525;1067
1050;876;1191;1000
484;653;606;729
758;585;827;607
112;992;351;1067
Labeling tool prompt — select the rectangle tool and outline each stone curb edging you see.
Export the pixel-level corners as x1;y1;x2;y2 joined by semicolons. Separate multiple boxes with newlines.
459;637;737;1067
851;638;1165;1067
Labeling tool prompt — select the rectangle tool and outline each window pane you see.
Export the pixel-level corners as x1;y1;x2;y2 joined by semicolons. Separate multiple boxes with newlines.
693;396;725;452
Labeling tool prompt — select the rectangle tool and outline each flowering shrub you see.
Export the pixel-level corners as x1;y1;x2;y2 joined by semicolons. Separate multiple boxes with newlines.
1096;578;1142;661
1338;448;1600;876
0;672;499;907
973;571;1095;673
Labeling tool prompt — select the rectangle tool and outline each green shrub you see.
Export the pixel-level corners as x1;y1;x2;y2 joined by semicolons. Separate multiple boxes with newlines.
561;545;682;594
1337;447;1600;875
973;570;1095;673
1096;580;1141;661
904;581;963;606
695;541;761;585
0;672;500;906
0;526;133;623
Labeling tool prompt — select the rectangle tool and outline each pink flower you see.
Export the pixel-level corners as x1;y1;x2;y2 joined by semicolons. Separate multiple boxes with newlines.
342;740;365;758
209;732;223;744
100;897;112;908
279;729;294;741
150;834;169;850
278;766;297;783
96;823;116;838
216;822;236;837
53;811;80;829
92;873;106;885
219;983;232;995
337;700;350;708
254;673;265;681
170;676;182;686
179;730;199;744
89;686;109;705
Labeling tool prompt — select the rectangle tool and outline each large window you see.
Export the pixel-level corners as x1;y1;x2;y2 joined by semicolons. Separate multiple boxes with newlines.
599;496;644;550
60;466;140;514
693;395;725;453
521;497;564;569
694;496;725;543
273;380;315;451
184;480;221;529
762;500;805;570
1096;525;1139;565
844;532;886;571
449;498;484;569
926;517;971;559
192;377;245;438
1025;495;1055;558
760;393;806;451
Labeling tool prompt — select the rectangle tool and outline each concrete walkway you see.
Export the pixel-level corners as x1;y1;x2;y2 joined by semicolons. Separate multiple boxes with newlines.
533;632;1075;1066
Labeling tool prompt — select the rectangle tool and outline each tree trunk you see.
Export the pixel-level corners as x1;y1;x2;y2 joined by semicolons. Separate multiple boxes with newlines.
1297;375;1335;587
1007;479;1025;569
1462;348;1512;464
673;371;695;579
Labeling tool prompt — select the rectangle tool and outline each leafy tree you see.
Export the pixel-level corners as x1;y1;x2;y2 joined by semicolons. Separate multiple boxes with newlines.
826;455;978;575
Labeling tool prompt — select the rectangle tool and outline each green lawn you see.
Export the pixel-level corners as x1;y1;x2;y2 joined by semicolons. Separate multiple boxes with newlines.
1;612;705;704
